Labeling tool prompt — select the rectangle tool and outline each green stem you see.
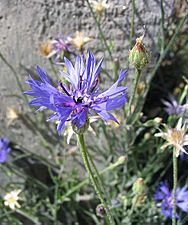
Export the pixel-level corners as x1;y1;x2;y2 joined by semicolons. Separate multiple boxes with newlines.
128;68;142;117
0;52;28;104
172;149;178;225
86;0;113;62
160;0;165;54
129;0;135;50
15;209;40;224
77;134;115;225
132;12;187;119
61;157;124;202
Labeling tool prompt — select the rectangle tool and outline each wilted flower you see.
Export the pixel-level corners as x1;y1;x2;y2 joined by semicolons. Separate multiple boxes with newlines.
162;97;188;116
4;189;21;210
0;138;11;164
136;81;145;95
39;40;52;57
25;51;128;135
39;37;71;62
155;118;188;157
68;31;91;51
154;182;188;219
89;0;109;15
6;107;19;126
50;37;71;61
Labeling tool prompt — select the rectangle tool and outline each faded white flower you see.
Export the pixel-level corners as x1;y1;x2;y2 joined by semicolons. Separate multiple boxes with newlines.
68;31;91;51
89;0;109;15
6;107;19;126
155;118;188;157
4;189;22;210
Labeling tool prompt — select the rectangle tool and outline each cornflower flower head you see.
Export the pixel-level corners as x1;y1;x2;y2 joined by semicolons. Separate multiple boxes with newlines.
89;0;110;15
4;189;21;210
155;118;188;157
154;182;188;219
0;138;11;164
25;51;128;135
68;31;91;51
162;97;188;116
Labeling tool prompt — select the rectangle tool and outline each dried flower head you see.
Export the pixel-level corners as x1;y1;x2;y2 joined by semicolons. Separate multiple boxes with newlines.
39;37;71;62
136;81;145;95
154;182;188;219
4;189;21;210
39;40;52;57
0;138;11;164
6;107;19;126
68;31;91;51
89;0;109;15
25;51;128;135
155;118;188;157
50;37;71;61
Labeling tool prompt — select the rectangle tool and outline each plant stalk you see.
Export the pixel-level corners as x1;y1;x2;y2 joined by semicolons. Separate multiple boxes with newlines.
128;68;142;118
77;134;115;225
172;149;178;225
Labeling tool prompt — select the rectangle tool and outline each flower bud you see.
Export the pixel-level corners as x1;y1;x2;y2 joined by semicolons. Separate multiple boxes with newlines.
154;117;162;124
132;178;145;194
129;36;149;70
96;204;105;218
117;156;127;164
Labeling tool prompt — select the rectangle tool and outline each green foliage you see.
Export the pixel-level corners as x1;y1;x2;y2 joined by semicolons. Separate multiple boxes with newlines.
0;1;188;225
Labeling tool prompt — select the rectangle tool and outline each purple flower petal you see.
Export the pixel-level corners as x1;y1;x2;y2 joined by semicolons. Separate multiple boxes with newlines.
25;52;128;134
0;138;11;164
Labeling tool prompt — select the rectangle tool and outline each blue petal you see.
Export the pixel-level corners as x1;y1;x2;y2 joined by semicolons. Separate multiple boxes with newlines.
56;108;73;135
97;69;128;99
96;110;119;123
71;109;88;130
106;94;127;110
36;65;51;84
63;57;78;88
90;56;104;88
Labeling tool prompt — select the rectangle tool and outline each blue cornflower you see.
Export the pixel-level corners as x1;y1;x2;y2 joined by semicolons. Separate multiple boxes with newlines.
154;181;188;219
0;138;11;164
162;97;188;116
25;51;128;134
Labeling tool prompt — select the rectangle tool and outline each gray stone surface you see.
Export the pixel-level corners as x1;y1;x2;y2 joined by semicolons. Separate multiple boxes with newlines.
0;0;174;152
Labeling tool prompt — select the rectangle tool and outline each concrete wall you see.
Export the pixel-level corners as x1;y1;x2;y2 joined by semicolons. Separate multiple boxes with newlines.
0;0;174;151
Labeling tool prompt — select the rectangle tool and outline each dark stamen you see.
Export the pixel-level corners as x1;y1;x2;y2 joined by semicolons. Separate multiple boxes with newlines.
79;75;82;90
90;78;99;93
77;97;83;103
60;82;71;96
